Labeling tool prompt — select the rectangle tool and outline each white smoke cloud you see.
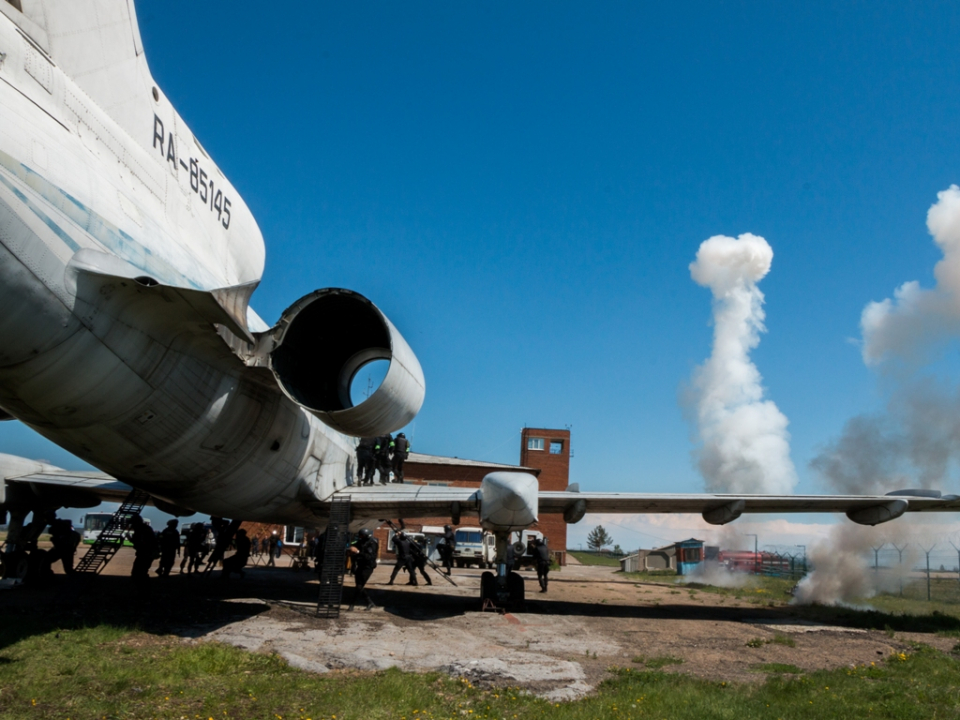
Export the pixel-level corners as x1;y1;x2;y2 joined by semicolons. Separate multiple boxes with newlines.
813;187;960;495
686;233;798;495
862;185;960;366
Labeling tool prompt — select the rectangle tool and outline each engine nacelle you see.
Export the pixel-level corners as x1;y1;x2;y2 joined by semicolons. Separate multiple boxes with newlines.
264;289;425;437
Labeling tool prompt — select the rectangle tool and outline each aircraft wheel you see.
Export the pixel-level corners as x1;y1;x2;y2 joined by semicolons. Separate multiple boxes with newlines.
480;571;496;606
507;571;525;609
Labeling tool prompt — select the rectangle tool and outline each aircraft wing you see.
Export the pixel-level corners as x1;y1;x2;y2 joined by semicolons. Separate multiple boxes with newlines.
338;483;960;528
538;490;960;526
329;485;481;521
3;469;132;509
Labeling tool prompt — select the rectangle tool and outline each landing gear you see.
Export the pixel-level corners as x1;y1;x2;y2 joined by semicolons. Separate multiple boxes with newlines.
480;532;525;611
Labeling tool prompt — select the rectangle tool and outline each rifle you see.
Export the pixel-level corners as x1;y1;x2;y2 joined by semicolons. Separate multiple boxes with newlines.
383;520;458;587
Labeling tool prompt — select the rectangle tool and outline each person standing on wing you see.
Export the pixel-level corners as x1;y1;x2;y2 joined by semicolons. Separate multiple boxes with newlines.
392;432;410;483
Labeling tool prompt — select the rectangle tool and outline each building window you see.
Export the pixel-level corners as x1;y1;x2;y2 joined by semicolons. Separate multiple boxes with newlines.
549;440;564;455
284;526;304;544
527;437;544;451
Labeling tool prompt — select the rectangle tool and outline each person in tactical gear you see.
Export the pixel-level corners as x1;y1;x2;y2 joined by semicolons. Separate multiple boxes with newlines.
181;523;207;574
47;518;81;575
129;514;157;593
156;519;181;576
534;537;551;592
387;530;417;586
392;432;410;483
439;524;456;575
356;437;378;486
348;528;379;610
375;433;394;484
409;534;432;585
221;528;251;580
267;531;279;567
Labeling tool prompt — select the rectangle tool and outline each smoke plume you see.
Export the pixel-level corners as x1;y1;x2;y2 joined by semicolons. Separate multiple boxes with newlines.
676;561;753;589
811;379;960;494
862;185;960;367
687;233;798;494
812;187;960;496
792;523;922;606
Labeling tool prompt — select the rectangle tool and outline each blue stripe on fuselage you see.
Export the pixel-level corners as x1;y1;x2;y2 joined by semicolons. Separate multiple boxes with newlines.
0;148;202;289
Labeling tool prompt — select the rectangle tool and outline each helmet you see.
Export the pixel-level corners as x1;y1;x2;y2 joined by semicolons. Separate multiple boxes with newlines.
444;524;452;531
358;528;373;540
167;519;178;527
398;432;405;437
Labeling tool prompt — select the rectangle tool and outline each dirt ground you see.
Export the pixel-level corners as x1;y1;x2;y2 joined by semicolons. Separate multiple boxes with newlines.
2;546;952;700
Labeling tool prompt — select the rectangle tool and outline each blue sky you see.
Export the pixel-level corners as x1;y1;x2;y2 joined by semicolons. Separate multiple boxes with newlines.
6;1;960;546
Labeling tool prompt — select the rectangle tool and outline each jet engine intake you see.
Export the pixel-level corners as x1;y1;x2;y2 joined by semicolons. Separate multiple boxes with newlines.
265;289;425;437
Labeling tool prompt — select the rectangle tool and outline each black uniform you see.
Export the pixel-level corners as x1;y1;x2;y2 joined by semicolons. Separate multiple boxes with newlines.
181;523;207;573
388;534;417;585
129;516;157;593
357;437;378;486
439;527;456;575
535;538;551;592
350;532;379;610
47;519;81;575
392;434;410;483
157;522;180;576
375;434;394;484
409;537;432;585
221;530;251;580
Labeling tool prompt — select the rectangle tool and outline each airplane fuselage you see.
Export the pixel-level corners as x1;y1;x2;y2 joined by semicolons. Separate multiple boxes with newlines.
0;9;356;526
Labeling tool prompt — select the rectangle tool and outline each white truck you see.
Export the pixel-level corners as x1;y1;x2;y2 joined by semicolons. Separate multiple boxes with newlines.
453;526;497;568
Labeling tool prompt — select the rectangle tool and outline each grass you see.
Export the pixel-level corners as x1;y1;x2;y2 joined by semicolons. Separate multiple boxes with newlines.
568;551;622;567
629;655;683;668
752;663;804;675
2;621;960;719
746;634;797;649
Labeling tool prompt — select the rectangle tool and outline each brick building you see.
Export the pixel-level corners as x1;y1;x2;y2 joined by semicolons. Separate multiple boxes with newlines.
375;427;572;564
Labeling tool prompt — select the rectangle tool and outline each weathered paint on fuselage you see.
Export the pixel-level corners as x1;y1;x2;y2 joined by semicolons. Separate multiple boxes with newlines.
0;10;354;526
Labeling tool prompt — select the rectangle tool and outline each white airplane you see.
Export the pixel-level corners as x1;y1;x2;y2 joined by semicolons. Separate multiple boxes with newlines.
1;0;958;604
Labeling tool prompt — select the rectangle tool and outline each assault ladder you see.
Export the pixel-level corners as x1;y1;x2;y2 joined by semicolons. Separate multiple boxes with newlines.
74;488;151;574
316;496;351;618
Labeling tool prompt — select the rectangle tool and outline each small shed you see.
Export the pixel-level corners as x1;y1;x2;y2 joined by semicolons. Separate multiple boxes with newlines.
674;538;704;576
619;538;706;575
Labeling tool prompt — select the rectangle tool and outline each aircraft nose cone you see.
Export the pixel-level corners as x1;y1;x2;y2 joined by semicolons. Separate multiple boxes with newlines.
479;472;539;531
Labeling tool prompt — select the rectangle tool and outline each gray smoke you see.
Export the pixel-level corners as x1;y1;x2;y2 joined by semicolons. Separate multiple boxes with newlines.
811;379;960;495
686;233;798;494
811;186;960;496
792;523;922;607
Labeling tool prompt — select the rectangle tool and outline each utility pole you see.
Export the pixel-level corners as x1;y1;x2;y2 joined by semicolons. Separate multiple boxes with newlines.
744;534;758;575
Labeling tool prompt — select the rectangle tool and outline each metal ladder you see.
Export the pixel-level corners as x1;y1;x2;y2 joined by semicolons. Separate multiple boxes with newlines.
316;496;351;618
74;488;151;574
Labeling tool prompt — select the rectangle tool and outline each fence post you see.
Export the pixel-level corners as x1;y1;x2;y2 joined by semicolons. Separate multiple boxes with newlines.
922;544;936;602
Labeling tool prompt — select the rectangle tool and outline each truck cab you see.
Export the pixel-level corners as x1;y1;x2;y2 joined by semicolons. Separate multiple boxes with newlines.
453;527;497;568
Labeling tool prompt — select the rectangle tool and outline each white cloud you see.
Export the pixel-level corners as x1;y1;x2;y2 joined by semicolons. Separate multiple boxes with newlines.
861;185;960;366
686;233;798;494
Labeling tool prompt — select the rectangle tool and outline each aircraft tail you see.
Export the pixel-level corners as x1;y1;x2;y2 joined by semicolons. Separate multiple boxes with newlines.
1;0;154;153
